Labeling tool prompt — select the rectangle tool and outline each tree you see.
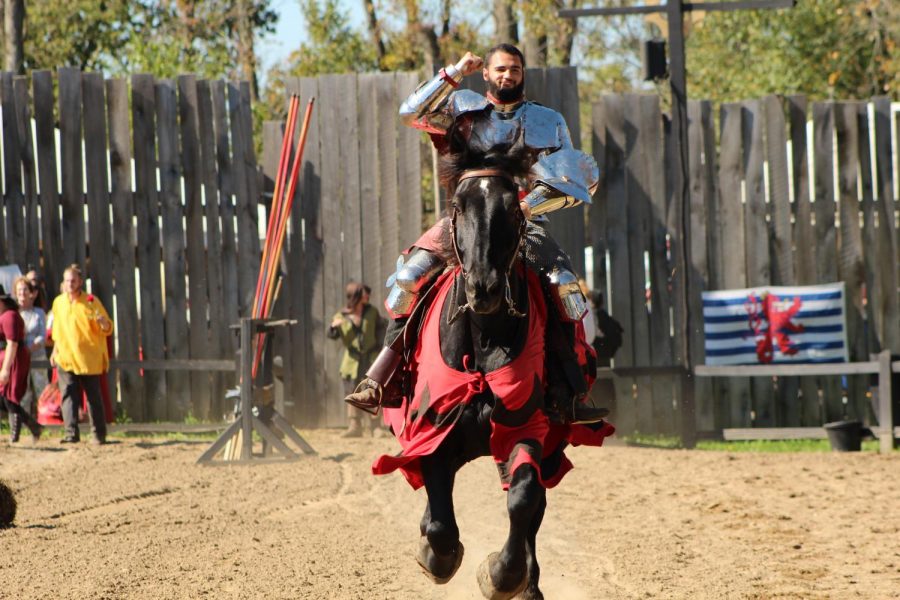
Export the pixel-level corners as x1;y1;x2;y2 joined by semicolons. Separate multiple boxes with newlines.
687;0;900;102
3;0;25;74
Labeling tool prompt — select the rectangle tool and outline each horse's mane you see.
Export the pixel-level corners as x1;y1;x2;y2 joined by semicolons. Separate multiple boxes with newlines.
437;128;531;197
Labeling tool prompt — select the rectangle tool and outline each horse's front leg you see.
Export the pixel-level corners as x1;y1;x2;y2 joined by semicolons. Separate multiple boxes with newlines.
519;486;547;600
416;454;464;584
478;465;542;599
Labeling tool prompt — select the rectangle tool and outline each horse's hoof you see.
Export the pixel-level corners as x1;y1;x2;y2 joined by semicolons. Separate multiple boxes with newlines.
416;536;464;584
477;552;528;600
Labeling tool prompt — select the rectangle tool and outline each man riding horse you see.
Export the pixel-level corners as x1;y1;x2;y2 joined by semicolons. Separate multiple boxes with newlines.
347;43;607;425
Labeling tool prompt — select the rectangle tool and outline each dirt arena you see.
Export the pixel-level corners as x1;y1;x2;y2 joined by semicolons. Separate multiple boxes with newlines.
1;428;898;599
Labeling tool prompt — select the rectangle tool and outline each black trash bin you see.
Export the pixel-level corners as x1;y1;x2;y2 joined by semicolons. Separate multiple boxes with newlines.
823;420;863;452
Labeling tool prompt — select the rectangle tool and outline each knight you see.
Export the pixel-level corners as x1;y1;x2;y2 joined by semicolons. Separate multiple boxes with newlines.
347;43;609;424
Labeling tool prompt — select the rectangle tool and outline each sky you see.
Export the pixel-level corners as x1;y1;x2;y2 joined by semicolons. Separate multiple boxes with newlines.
257;0;365;79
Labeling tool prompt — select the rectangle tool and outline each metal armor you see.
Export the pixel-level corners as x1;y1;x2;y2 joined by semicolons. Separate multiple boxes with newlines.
521;149;600;217
548;268;588;322
384;248;445;317
398;67;598;219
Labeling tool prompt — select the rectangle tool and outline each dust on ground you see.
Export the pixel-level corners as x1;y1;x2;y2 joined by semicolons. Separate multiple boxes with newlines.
1;429;898;599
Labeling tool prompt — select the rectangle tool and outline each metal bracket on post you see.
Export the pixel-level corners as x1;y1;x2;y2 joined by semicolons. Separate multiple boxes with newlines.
197;317;315;464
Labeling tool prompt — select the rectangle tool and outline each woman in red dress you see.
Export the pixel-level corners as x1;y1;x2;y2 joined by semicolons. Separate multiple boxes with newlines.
1;292;42;442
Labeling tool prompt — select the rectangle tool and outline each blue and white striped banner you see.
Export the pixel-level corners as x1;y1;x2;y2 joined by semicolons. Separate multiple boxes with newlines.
701;283;848;366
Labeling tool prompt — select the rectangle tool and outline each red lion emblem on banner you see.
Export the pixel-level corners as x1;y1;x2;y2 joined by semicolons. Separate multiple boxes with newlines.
745;293;804;363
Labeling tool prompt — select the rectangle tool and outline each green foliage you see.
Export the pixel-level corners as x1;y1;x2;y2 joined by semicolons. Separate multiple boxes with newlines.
22;0;277;79
621;433;886;452
687;0;900;102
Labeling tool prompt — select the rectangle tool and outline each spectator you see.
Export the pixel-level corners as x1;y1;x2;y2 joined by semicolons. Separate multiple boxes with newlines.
15;276;47;421
327;282;385;438
25;269;50;312
1;291;42;443
49;264;114;445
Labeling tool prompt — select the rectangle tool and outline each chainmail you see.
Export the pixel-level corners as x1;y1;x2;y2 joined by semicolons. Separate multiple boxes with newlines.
520;221;575;275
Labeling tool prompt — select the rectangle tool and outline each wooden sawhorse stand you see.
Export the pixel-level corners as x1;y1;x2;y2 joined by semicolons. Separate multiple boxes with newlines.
197;318;316;464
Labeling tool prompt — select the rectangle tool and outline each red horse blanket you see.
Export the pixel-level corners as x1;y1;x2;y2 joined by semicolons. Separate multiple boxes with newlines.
372;268;614;490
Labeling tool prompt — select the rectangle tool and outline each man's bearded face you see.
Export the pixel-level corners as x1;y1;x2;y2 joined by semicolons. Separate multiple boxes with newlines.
484;52;525;103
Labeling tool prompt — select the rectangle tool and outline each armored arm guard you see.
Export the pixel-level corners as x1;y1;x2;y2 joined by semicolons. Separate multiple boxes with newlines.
521;148;600;218
547;268;589;323
384;248;445;318
398;65;465;134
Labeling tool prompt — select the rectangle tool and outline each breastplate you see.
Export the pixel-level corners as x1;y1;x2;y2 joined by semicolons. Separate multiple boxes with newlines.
465;103;565;157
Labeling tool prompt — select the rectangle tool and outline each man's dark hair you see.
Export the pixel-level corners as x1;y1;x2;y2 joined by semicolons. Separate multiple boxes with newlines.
485;43;525;69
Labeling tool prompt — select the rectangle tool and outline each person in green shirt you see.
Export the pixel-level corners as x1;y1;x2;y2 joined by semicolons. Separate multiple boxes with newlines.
328;282;384;437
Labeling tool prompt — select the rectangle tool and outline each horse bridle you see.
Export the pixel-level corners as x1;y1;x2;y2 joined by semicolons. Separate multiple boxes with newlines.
448;168;527;321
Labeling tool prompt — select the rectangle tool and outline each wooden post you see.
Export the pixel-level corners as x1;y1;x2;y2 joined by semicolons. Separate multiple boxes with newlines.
240;318;254;460
878;350;894;454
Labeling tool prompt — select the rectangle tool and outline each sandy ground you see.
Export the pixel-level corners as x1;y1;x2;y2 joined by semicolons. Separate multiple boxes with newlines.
0;428;898;599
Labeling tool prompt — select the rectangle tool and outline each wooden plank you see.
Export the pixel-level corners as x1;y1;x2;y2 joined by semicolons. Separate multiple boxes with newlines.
723;427;827;441
179;74;213;421
811;102;843;423
32;71;63;290
763;95;801;426
642;95;675;435
695;361;879;377
717;103;751;428
228;81;260;318
833;102;867;424
789;96;816;285
156;78;190;420
13;76;39;271
106;77;143;421
590;101;608;297
318;74;345;428
741;99;775;427
58;67;85;269
197;79;228;420
376;74;400;308
358;74;382;308
764;95;793;285
686;100;713;432
82;73;114;315
338;74;363;284
396;72;422;248
211;80;240;355
600;94;635;434
131;73;168;420
850;102;876;420
787;95;821;426
1;72;25;267
877;351;894;453
871;97;900;354
81;73;115;417
296;76;324;427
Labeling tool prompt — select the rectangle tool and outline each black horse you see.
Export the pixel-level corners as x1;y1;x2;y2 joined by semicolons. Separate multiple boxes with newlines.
393;146;558;600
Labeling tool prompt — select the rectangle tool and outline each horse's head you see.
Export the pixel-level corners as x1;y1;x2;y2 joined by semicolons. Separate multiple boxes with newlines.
440;147;530;315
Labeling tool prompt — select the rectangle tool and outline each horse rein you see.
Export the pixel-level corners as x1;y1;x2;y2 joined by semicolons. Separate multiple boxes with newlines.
448;169;527;322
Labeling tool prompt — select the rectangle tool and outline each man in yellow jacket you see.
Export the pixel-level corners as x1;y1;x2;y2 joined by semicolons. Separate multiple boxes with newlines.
50;264;114;444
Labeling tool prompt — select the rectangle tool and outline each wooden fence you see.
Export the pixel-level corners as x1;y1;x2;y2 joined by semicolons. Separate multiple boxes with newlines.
7;67;893;436
262;68;582;427
591;94;899;435
0;69;260;422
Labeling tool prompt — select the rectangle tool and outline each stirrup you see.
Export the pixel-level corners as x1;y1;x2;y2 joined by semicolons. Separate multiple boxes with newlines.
568;398;610;425
344;379;382;415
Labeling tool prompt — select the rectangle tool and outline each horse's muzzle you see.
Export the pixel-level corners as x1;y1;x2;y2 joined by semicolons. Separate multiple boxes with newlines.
465;276;504;314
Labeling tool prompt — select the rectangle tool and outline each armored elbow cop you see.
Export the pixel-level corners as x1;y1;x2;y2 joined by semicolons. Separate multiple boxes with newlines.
522;149;600;218
385;248;445;317
549;268;588;322
398;65;465;133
